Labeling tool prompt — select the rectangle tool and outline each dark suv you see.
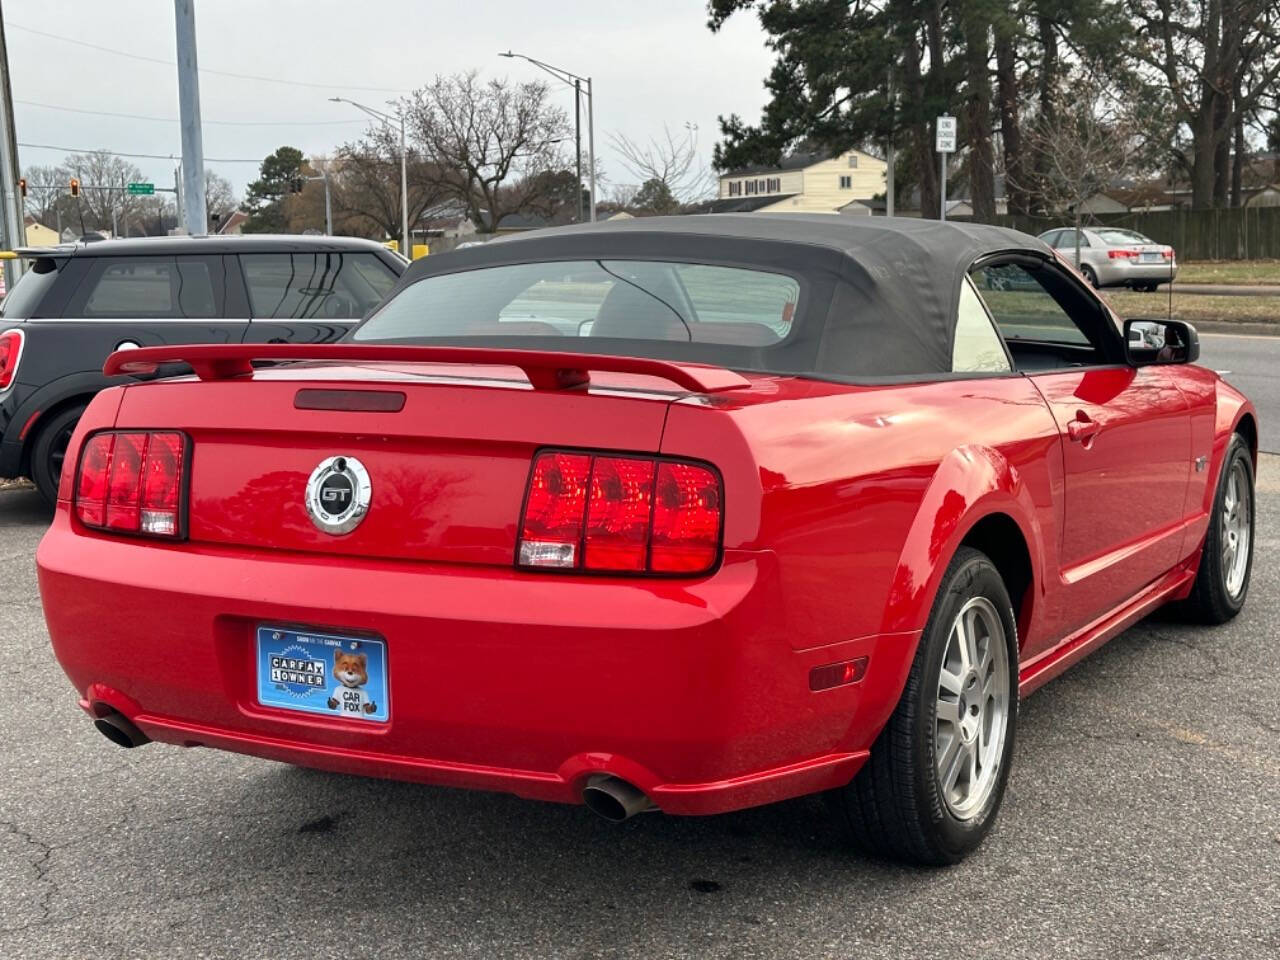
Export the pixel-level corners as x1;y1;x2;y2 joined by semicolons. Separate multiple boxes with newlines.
0;234;405;503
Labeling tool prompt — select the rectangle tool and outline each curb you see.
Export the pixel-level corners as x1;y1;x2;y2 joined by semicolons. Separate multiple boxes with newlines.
1192;321;1280;337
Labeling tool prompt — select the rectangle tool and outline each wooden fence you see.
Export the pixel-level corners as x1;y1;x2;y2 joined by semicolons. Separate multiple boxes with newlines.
980;207;1280;261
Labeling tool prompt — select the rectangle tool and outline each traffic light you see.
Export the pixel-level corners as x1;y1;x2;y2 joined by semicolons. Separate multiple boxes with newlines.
69;177;80;198
17;177;25;198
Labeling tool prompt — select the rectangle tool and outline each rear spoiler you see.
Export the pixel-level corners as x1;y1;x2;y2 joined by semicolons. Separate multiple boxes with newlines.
103;343;752;393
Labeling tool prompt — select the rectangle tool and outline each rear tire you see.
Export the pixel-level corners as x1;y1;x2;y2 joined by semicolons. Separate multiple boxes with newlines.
829;547;1019;865
1081;265;1099;287
1180;434;1254;623
29;405;85;507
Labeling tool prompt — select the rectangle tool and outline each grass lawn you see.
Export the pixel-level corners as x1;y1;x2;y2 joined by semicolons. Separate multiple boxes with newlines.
1175;260;1280;285
1101;289;1280;326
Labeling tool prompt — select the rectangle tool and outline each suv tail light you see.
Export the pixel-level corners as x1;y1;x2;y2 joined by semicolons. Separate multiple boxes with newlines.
518;450;722;575
0;329;24;392
75;431;187;538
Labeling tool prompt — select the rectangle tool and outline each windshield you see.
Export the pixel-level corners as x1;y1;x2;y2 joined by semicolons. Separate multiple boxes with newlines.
0;257;63;318
352;260;801;347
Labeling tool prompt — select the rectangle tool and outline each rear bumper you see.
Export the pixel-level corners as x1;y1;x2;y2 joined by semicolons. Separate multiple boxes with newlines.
1097;260;1178;286
38;511;913;814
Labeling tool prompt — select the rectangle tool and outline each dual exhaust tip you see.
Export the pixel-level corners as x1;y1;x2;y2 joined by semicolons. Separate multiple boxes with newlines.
91;710;655;822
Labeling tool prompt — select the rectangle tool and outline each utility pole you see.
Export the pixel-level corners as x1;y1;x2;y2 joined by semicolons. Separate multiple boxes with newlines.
0;6;25;285
573;78;582;221
586;76;595;221
174;0;207;235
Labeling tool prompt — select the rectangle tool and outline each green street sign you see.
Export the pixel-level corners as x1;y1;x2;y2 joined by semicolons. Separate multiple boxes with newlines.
126;182;155;196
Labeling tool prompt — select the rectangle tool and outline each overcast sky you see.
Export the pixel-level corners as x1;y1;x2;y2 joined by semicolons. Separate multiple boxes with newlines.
5;0;775;201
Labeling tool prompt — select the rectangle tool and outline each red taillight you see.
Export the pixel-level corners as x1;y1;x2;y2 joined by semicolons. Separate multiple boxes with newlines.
650;461;722;573
519;451;591;568
518;451;722;575
584;456;654;571
1108;248;1139;259
0;329;24;391
75;431;186;538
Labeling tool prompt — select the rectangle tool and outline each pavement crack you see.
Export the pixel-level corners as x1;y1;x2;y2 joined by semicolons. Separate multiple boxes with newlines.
0;818;56;932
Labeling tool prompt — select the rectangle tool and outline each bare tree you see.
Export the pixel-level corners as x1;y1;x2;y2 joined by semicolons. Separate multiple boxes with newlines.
608;124;716;205
204;170;237;229
332;129;450;240
404;72;571;232
21;163;69;226
62;151;150;235
1011;82;1148;267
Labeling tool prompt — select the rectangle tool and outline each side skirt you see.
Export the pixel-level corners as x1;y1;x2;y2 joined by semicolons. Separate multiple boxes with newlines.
1018;564;1197;697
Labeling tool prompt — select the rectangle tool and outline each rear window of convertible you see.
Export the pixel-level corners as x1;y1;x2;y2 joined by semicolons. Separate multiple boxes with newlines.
351;260;801;346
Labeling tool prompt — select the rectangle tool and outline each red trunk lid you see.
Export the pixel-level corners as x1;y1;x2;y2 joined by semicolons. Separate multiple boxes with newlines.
112;364;681;567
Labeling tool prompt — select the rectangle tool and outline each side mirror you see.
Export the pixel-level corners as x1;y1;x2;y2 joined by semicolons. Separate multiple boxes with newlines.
1124;318;1200;366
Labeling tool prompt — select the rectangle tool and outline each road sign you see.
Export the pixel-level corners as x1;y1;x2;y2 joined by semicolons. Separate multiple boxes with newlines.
936;115;957;154
126;182;155;196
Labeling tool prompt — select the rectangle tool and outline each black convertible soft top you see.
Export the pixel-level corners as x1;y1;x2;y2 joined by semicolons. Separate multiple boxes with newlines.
370;215;1050;380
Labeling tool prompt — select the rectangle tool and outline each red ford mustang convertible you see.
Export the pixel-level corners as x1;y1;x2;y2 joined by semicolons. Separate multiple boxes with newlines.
37;216;1257;864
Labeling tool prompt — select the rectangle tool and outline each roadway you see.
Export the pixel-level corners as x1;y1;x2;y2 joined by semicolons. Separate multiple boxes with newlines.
1198;332;1279;453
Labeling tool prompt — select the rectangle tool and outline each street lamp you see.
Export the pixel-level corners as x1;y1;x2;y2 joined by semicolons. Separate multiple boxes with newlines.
499;50;595;223
329;96;409;252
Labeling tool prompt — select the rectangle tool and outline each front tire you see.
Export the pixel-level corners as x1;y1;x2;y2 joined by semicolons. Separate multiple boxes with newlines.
1181;434;1254;623
830;547;1019;865
29;405;85;507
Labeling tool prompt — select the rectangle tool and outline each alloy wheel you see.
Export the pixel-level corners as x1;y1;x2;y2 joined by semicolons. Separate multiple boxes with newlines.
934;596;1010;820
1221;458;1252;599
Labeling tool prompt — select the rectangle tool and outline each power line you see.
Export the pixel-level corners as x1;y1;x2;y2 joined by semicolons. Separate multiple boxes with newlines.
18;141;261;163
15;98;368;127
8;22;405;94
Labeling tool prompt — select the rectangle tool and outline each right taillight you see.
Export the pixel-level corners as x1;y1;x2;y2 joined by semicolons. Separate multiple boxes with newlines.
0;328;24;392
518;450;722;575
75;430;187;538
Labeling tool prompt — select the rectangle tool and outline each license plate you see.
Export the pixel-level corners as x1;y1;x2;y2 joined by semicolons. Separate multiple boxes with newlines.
1140;252;1162;262
256;626;389;723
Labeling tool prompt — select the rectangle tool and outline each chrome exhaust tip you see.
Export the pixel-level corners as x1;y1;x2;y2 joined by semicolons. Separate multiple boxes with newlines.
581;775;656;822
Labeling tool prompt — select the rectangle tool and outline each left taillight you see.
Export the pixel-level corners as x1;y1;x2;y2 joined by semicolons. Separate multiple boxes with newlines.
517;450;722;576
0;328;24;392
74;431;188;538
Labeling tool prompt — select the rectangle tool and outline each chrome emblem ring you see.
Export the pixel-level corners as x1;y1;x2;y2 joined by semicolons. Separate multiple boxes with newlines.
305;456;371;535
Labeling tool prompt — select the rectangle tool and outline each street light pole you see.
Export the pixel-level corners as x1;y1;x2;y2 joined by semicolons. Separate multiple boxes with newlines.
499;51;596;222
399;112;408;252
330;97;409;252
573;78;582;221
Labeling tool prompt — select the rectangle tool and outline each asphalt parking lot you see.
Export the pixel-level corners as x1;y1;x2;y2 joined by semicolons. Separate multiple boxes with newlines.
1;463;1277;960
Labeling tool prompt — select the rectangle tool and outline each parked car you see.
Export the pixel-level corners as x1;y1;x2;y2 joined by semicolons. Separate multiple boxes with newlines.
37;216;1256;865
0;235;404;503
1036;227;1177;291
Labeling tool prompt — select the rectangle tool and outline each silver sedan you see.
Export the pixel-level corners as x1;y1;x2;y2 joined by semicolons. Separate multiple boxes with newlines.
1036;227;1178;291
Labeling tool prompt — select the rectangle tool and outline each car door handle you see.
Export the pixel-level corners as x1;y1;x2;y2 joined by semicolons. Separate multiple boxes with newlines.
1067;412;1101;443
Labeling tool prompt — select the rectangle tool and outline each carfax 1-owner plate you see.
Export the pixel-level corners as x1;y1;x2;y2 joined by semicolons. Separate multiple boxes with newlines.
255;626;389;723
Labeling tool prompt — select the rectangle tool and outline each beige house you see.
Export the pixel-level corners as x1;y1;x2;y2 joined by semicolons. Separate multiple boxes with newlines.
710;149;887;215
24;216;59;246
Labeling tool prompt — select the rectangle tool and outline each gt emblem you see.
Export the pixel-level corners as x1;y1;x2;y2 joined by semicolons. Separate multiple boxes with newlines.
305;456;372;535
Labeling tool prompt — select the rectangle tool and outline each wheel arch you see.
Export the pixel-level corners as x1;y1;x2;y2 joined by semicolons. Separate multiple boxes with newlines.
879;444;1046;649
8;372;114;476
